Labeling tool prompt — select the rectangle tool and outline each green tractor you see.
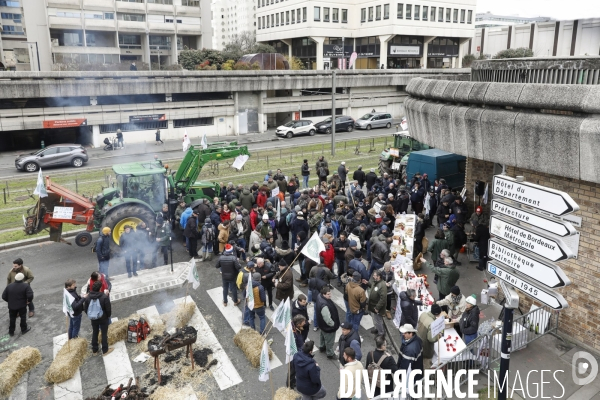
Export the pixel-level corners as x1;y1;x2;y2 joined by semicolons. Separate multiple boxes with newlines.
379;132;432;182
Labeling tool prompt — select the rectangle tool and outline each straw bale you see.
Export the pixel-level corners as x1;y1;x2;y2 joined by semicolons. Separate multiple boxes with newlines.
162;303;195;329
0;346;42;397
97;314;138;345
44;338;88;383
233;329;274;368
275;387;301;400
150;384;196;400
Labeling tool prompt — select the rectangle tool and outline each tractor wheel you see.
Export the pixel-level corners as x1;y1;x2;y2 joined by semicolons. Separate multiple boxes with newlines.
75;232;93;247
103;204;156;247
379;159;393;177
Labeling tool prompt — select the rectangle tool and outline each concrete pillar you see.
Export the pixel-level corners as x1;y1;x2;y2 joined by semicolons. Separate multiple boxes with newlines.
233;92;240;135
171;34;178;66
142;33;151;65
310;36;325;70
421;36;435;68
92;125;102;148
457;38;470;68
281;39;293;60
258;91;267;133
196;36;202;50
378;34;394;69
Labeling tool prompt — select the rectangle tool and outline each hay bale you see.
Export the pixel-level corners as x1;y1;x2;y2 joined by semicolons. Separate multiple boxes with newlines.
98;314;138;345
162;303;195;329
0;346;42;397
44;338;88;384
233;329;274;368
275;387;301;400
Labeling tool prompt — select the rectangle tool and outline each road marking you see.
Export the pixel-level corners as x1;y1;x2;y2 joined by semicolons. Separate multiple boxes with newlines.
52;334;83;400
103;318;135;387
174;296;244;390
136;305;162;328
8;372;28;400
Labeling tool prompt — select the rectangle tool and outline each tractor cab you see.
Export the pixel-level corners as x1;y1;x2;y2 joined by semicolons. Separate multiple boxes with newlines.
113;161;167;212
379;132;432;180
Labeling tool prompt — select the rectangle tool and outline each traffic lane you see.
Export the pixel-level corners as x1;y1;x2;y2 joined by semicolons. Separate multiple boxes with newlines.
0;127;396;178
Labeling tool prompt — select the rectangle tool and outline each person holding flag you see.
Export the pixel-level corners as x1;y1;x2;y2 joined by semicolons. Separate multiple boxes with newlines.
248;272;267;334
273;260;294;303
64;279;86;339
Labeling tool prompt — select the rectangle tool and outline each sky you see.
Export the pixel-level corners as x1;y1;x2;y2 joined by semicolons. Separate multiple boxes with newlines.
475;0;597;20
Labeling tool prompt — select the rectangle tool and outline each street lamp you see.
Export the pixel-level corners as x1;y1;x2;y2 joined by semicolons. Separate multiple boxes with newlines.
21;41;41;71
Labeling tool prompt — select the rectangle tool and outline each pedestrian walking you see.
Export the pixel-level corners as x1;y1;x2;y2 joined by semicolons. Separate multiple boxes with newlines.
316;156;329;186
315;286;340;359
199;218;215;261
216;244;241;306
116;129;124;149
248;272;267;334
368;270;387;336
152;215;171;267
119;225;138;277
294;340;327;400
65;279;86;339
84;280;113;356
129;62;137;71
95;227;112;280
2;272;33;336
7;258;35;317
353;165;366;189
337;162;348;191
155;128;164;145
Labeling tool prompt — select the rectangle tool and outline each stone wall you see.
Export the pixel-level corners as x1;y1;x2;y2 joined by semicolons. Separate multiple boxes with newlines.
465;157;600;351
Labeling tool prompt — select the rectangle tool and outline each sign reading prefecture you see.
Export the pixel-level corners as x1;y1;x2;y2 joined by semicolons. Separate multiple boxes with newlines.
491;199;576;237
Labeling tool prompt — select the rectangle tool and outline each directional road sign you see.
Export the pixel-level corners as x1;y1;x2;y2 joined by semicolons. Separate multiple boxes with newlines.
490;216;574;262
488;238;571;288
493;175;579;216
491;199;577;237
487;261;569;310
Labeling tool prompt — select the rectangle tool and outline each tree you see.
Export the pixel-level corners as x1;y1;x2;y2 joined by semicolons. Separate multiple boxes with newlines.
462;54;476;67
284;55;305;70
178;48;225;70
252;43;277;54
493;47;534;59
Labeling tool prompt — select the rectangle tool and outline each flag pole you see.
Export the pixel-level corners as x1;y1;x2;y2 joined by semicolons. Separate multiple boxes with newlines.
269;370;275;400
66;315;70;352
184;282;189;306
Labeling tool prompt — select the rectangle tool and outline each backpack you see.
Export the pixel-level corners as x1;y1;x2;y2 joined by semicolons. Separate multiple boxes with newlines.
204;226;215;242
236;270;246;290
367;351;390;388
87;298;104;320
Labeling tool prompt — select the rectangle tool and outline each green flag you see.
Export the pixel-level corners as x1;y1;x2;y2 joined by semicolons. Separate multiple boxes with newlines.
187;258;200;290
258;340;271;382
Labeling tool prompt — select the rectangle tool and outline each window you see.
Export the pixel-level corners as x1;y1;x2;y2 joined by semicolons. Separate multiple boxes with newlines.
57;12;81;18
262;0;264;6
302;108;342;118
430;7;435;22
262;15;265;27
384;4;389;19
302;7;306;21
368;7;373;21
104;12;114;19
85;33;96;46
119;34;141;47
467;10;472;24
422;6;427;20
147;0;173;4
361;8;366;22
281;12;284;24
118;13;145;21
397;3;403;19
323;7;329;22
181;0;200;6
453;9;458;23
257;0;260;7
101;121;167;134
342;9;347;23
405;4;411;19
375;5;380;20
275;13;279;26
446;8;451;22
314;6;320;21
332;8;338;22
438;7;443;22
1;25;23;34
286;10;289;24
258;18;261;29
1;12;22;22
460;9;465;23
63;32;82;46
414;5;419;20
174;118;214;128
84;13;103;19
0;1;20;6
291;10;295;23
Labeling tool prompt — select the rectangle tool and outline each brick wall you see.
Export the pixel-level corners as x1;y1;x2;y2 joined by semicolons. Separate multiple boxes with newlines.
464;158;496;218
465;158;600;352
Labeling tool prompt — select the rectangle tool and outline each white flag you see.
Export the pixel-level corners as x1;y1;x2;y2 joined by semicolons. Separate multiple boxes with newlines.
401;117;408;131
482;183;489;205
301;232;326;264
284;320;297;364
186;258;200;290
182;130;191;152
258;339;271;382
33;168;48;198
246;275;255;311
276;198;281;222
201;133;208;149
271;297;291;334
63;288;76;318
424;192;431;214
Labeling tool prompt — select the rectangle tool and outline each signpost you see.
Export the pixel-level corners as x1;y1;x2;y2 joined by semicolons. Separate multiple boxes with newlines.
488;239;571;288
487;261;569;310
491;199;577;237
489;216;574;262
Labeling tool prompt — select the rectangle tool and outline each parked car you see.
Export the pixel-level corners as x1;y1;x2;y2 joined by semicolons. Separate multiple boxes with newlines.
275;120;316;139
15;144;89;172
314;116;355;134
355;112;393;130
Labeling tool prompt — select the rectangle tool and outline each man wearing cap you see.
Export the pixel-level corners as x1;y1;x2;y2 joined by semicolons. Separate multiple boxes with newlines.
2;272;33;336
7;258;35;317
248;272;267;334
420;173;432;193
397;323;424;381
96;227;112;280
345;240;359;271
216;244;242;306
153;215;171;267
470;206;487;227
174;200;187;230
417;303;443;369
338;321;362;365
459;295;480;344
353;165;366;189
370;236;392;276
346;271;367;332
410;181;425;214
437;285;467;336
365;168;378;192
368;270;387;336
119;225;137;277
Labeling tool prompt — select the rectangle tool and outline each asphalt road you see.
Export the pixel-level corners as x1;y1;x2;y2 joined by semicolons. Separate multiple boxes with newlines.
0;127;399;179
0;224;492;400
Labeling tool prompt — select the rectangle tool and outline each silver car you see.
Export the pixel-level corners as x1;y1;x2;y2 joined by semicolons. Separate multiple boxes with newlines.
15;144;89;172
355;112;393;130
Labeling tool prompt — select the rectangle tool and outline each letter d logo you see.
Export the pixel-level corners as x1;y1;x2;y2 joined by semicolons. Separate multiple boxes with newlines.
572;351;599;385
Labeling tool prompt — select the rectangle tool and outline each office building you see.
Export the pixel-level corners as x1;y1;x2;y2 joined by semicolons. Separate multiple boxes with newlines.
475;12;552;28
256;0;477;70
211;0;256;50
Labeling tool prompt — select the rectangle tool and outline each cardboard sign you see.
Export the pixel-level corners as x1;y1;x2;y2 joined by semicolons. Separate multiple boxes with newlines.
53;206;74;220
430;316;445;337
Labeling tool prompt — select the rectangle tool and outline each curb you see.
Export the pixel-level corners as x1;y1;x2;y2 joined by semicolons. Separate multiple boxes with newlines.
0;228;92;251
